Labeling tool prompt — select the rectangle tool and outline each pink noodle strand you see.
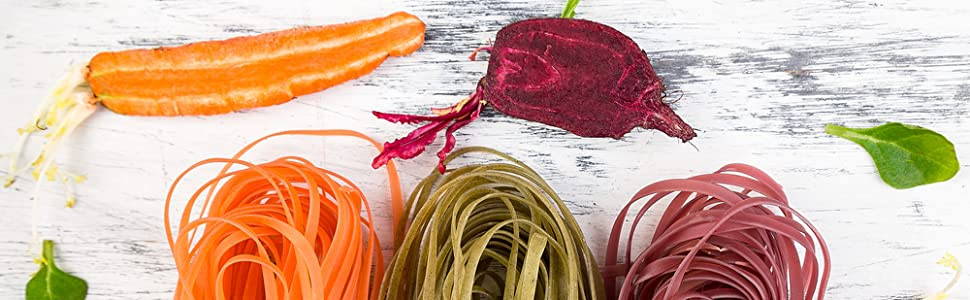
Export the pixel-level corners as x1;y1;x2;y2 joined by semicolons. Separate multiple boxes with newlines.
604;163;831;300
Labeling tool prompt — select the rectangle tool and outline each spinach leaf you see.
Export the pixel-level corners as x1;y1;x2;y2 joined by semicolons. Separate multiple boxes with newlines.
26;240;88;300
826;122;959;189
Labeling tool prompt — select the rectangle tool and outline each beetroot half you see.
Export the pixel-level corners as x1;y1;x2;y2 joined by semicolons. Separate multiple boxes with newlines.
373;18;696;171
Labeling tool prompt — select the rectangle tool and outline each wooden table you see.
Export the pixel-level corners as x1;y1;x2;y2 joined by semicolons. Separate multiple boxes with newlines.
1;0;967;298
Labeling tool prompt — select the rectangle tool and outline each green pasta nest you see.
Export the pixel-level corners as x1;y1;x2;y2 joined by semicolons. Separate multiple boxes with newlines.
379;147;605;300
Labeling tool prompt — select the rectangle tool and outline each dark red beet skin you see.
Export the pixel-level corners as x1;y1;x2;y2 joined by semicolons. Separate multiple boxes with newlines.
373;18;695;171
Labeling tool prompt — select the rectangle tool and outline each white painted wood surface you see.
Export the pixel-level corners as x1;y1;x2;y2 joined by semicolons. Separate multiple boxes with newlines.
1;0;968;298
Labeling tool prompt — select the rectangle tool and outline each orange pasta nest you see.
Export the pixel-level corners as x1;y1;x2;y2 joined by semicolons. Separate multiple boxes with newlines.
164;130;403;300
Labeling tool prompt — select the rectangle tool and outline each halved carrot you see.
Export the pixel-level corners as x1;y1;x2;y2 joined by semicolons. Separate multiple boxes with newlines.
3;12;424;214
88;11;425;115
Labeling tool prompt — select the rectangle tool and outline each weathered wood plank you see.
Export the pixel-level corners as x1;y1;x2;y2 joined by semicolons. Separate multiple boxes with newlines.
0;0;967;298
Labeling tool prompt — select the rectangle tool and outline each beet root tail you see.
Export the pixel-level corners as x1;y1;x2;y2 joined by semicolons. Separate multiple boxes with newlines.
643;103;696;142
372;87;485;172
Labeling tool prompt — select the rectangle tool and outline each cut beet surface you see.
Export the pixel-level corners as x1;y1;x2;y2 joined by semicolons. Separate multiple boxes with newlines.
373;18;695;172
485;18;695;140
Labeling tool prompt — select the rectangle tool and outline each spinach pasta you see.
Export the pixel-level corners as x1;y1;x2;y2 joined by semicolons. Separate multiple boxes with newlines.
379;147;605;300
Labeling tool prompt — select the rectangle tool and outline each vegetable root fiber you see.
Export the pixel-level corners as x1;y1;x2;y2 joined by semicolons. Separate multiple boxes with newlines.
604;164;831;300
379;147;605;300
164;129;404;300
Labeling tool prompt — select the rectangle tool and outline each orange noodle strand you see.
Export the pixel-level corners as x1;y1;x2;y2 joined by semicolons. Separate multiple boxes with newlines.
164;129;403;300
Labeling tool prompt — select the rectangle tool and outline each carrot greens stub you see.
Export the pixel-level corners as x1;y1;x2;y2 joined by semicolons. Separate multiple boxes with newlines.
4;65;95;206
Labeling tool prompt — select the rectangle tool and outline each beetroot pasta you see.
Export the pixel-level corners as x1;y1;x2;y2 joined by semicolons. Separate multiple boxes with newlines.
603;164;831;300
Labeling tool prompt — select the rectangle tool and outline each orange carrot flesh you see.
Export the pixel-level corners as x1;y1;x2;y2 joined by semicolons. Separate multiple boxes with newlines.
164;129;404;300
88;12;425;116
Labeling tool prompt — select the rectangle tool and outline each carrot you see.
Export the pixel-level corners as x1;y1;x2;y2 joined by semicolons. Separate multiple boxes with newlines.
3;12;424;212
164;129;404;300
88;12;424;116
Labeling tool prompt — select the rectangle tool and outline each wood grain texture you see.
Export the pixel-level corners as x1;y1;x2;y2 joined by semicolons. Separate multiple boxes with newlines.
1;0;968;298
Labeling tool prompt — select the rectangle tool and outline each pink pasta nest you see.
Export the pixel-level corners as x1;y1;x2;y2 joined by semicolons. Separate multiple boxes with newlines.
603;164;831;300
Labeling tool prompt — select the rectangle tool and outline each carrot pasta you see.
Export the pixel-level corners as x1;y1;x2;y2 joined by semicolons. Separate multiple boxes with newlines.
378;147;605;300
163;129;404;300
603;163;831;300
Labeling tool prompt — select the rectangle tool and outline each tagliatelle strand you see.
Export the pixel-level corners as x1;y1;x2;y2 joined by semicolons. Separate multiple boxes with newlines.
378;146;605;300
163;129;403;300
604;163;831;300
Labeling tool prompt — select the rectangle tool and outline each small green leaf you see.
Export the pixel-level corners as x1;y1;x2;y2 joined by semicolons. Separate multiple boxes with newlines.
826;122;960;189
26;240;88;300
560;0;580;18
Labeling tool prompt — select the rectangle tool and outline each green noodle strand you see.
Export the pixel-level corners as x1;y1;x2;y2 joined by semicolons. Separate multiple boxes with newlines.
379;147;605;300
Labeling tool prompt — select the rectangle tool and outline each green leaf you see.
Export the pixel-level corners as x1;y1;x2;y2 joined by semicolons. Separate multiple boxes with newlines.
26;240;88;300
826;122;960;189
560;0;580;18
